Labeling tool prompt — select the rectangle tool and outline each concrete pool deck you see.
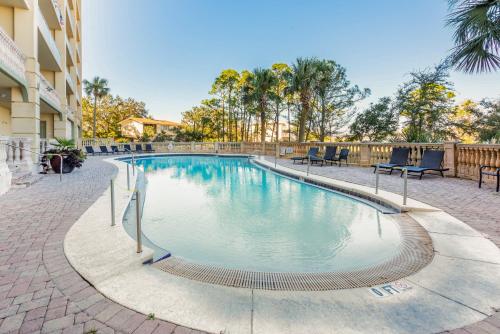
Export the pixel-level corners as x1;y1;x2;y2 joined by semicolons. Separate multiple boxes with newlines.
60;154;500;334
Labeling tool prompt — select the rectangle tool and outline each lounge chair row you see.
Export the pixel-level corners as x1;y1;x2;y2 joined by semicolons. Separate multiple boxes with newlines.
291;146;350;167
85;144;155;156
291;146;450;179
372;147;448;179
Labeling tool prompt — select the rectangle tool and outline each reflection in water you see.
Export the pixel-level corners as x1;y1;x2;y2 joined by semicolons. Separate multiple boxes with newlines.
132;156;402;273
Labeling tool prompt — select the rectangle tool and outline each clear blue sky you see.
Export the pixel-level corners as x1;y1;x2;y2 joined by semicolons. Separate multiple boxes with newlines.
83;0;500;122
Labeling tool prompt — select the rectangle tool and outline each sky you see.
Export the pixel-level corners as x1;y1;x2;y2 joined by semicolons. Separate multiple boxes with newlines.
83;0;500;122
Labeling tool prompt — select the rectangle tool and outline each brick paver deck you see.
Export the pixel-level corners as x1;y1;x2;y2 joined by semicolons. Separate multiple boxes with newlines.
0;156;499;334
272;158;500;334
0;157;206;334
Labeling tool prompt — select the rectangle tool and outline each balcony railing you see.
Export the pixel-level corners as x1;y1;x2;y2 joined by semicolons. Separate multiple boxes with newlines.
37;7;62;69
39;0;64;29
66;39;75;66
39;75;62;112
66;70;75;94
66;5;75;38
66;105;75;120
0;26;27;84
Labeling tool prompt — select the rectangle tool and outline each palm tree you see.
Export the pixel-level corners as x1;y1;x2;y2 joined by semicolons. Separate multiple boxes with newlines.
288;58;319;142
83;77;110;139
251;68;277;143
447;0;500;73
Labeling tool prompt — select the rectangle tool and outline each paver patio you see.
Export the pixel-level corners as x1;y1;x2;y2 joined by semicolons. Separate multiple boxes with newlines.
0;156;499;334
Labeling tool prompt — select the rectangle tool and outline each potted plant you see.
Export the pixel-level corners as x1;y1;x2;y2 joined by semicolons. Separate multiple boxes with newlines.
44;137;86;174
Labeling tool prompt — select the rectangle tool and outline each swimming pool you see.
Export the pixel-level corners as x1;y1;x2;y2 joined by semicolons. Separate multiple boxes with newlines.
128;155;406;274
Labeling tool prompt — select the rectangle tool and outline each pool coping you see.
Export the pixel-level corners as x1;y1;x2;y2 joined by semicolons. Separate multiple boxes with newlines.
63;153;500;334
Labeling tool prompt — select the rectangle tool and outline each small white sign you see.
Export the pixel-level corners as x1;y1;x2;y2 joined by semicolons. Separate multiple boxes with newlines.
369;281;412;298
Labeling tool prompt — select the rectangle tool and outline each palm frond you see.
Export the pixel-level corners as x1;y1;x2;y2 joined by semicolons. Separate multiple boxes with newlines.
446;0;500;73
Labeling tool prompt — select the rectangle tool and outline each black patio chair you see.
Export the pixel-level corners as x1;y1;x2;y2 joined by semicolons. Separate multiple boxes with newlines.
330;148;349;167
479;165;500;192
84;146;97;156
145;143;155;153
123;144;133;153
372;147;410;174
99;146;112;155
135;144;143;153
111;145;126;154
291;147;319;164
397;150;448;179
310;146;338;166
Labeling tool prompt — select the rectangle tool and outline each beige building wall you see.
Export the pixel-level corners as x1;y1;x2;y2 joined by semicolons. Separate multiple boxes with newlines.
0;105;10;135
0;0;82;157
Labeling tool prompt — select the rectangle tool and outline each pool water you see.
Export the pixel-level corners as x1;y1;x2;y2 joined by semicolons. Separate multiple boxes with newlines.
131;155;402;273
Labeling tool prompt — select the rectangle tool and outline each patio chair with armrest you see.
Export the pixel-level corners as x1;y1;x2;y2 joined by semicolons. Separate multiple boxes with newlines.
291;147;319;164
330;148;349;167
309;146;338;166
479;165;500;192
111;145;126;154
397;150;448;179
372;147;410;174
99;146;112;155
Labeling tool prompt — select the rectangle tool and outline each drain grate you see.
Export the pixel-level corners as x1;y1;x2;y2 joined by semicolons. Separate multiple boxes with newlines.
153;214;434;291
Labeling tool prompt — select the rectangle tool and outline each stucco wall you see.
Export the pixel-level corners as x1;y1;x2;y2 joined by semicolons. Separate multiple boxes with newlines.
0;6;13;37
0;105;11;136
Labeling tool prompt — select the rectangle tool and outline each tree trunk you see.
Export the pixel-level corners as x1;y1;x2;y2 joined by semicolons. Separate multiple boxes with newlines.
287;104;291;142
298;92;310;143
275;104;280;143
319;99;326;142
298;107;308;143
260;110;266;143
93;96;97;140
221;100;225;141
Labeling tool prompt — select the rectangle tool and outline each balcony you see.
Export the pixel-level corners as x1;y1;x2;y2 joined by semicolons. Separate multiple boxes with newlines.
0;0;29;9
37;7;62;71
66;105;75;121
66;39;75;67
38;0;63;30
75;41;81;64
0;26;28;101
65;5;75;38
66;70;75;95
39;74;62;116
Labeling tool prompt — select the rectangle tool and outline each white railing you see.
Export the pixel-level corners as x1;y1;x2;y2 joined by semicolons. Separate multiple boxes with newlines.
66;70;75;93
66;39;75;65
4;137;34;173
66;105;75;120
53;0;64;26
66;5;76;37
0;137;12;196
39;75;62;111
37;7;62;67
0;26;26;83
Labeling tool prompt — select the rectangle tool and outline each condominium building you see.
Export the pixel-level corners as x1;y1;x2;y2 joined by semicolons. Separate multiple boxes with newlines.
0;0;82;193
119;117;182;140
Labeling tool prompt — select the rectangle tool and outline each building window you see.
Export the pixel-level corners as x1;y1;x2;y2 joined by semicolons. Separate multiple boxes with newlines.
69;120;75;140
40;121;47;139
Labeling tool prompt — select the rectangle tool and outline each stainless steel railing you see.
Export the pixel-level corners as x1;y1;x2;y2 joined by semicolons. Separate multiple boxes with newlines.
373;166;408;205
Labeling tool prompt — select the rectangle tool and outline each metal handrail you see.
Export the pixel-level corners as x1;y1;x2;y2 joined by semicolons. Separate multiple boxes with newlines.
2;142;63;181
124;149;136;175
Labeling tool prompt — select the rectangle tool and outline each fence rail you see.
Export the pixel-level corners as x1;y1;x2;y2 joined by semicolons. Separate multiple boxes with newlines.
78;139;500;184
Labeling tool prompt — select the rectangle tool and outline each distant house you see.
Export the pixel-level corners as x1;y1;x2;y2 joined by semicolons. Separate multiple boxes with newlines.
119;117;182;140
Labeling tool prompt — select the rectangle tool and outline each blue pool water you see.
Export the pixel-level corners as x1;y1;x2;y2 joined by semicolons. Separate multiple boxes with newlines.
131;155;402;273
